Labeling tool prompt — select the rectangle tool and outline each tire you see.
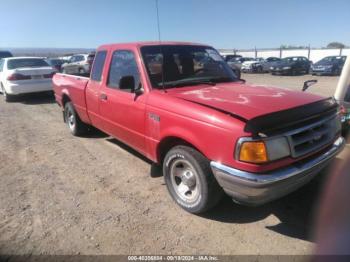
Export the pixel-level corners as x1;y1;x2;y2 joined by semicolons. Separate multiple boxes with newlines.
163;145;224;214
79;68;85;75
64;102;88;136
1;84;15;102
4;92;15;102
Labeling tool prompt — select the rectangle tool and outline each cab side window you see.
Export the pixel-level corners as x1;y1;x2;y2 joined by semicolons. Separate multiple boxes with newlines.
107;50;140;92
91;51;107;82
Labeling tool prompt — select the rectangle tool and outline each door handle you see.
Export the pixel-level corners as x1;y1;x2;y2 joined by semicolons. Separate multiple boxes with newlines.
100;93;108;100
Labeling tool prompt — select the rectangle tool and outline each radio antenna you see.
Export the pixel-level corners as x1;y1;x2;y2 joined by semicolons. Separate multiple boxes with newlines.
155;0;162;43
155;0;166;92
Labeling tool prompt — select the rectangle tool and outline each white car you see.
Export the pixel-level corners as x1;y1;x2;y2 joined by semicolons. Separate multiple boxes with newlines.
0;57;55;102
241;58;265;73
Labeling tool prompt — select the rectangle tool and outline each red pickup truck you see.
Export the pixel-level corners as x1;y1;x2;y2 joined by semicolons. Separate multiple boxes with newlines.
53;42;345;214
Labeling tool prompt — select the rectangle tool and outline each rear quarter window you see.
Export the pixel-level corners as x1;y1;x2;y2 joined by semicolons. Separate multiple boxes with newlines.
91;51;107;82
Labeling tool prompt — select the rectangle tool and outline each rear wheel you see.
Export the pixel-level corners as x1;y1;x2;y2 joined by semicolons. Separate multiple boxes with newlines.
64;102;88;136
4;92;15;102
1;84;15;102
163;145;223;214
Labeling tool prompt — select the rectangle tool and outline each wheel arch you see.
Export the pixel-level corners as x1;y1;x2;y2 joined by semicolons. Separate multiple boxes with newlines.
62;93;71;106
156;136;207;164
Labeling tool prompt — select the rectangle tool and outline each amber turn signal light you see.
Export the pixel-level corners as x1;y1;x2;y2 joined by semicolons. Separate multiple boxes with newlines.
239;141;268;164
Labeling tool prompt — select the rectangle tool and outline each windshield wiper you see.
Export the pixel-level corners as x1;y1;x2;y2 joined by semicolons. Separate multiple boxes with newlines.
162;79;216;88
208;76;236;83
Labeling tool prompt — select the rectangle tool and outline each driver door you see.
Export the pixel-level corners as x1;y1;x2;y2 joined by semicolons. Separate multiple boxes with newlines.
99;49;147;154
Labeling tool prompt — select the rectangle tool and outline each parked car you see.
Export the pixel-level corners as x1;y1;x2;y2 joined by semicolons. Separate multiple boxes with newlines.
53;42;344;214
0;57;55;102
227;57;255;78
270;56;311;75
223;54;242;62
242;57;282;73
311;56;347;76
262;57;281;72
61;53;95;75
0;51;13;59
227;57;255;70
241;57;266;73
46;58;66;72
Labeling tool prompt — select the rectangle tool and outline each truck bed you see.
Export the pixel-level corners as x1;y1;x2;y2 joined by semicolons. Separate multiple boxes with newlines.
53;73;90;124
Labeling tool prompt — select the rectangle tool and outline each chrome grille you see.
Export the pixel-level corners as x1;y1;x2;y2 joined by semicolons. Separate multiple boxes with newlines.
286;114;341;158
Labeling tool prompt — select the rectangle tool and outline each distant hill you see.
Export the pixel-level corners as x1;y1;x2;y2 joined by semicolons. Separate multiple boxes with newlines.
0;47;95;57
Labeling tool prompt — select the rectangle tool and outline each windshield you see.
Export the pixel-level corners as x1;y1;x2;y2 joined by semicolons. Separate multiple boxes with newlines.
7;58;49;69
141;45;238;89
319;56;345;63
282;57;298;63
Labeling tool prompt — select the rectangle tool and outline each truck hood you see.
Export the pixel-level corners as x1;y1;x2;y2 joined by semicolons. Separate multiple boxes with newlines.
166;82;326;120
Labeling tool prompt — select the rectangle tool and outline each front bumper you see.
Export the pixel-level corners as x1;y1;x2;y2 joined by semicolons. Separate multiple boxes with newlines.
311;68;333;75
210;137;345;206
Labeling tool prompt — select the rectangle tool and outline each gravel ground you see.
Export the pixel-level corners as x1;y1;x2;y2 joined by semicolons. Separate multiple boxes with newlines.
0;74;348;255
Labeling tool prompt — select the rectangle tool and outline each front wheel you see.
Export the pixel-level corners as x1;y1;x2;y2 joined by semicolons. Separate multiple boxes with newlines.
163;145;223;214
64;102;88;136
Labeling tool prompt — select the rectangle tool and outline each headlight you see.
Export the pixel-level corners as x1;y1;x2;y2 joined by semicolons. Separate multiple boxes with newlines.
283;66;291;70
236;137;290;164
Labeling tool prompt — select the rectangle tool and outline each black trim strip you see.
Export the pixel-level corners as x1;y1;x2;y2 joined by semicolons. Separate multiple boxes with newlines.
244;97;338;136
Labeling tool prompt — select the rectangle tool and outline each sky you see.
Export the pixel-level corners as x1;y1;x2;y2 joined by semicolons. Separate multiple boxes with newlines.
0;0;349;49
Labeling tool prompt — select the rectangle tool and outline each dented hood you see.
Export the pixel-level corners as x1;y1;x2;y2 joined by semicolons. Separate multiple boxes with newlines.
166;82;327;120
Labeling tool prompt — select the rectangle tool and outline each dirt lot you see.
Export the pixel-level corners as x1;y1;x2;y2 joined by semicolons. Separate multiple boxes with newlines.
0;74;349;255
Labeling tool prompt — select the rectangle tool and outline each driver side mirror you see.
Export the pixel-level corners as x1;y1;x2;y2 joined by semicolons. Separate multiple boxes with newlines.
119;75;144;96
119;75;135;91
302;79;317;92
